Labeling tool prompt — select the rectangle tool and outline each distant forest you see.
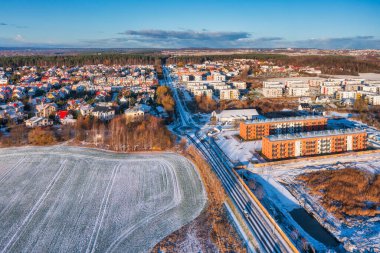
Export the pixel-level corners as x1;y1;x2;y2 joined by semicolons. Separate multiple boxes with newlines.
0;52;379;76
167;54;380;75
0;53;161;67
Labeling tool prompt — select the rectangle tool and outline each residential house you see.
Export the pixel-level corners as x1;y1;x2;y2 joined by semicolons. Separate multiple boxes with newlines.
91;106;115;121
25;116;53;128
124;107;144;121
36;103;57;117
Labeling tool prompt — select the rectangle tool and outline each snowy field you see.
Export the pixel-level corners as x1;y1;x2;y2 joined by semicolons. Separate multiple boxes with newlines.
252;152;380;252
0;146;206;253
214;130;262;166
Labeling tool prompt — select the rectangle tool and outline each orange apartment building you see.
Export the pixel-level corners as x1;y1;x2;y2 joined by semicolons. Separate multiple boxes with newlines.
262;129;367;160
240;116;327;140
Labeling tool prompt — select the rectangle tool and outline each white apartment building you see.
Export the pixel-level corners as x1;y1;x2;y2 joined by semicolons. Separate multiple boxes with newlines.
362;85;379;93
232;81;247;89
193;89;213;98
213;85;231;91
321;85;342;95
366;94;380;105
308;79;324;87
263;87;283;98
288;87;309;97
286;80;308;88
336;91;357;100
181;75;190;82
263;81;285;88
219;89;239;100
190;85;208;93
345;84;364;92
323;80;343;86
213;73;226;82
344;79;364;85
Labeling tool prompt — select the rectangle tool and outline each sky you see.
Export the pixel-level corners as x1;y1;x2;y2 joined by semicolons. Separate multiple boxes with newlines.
0;0;380;49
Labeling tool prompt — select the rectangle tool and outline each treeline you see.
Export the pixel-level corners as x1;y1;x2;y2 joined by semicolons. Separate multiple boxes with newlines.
0;53;160;67
0;115;175;151
166;53;380;75
166;53;287;65
272;55;380;75
74;115;175;151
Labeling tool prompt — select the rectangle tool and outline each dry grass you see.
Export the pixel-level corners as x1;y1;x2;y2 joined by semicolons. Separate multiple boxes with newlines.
151;145;246;253
297;168;380;220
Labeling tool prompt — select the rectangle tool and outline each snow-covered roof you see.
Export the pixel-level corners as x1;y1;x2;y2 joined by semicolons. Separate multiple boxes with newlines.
246;115;325;124
217;109;259;118
266;128;366;142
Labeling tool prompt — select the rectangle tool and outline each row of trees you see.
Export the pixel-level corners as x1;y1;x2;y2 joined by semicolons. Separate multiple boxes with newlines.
0;115;175;152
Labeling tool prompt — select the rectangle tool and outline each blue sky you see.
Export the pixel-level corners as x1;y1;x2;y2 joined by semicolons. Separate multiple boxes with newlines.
0;0;379;49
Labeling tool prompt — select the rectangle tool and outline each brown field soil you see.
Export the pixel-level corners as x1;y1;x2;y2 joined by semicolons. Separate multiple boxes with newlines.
297;168;380;220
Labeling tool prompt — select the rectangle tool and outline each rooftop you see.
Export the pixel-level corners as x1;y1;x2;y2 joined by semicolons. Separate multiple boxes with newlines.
245;115;326;124
265;128;366;142
217;109;259;118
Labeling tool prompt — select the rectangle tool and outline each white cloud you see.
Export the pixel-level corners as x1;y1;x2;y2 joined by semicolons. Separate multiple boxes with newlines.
14;34;25;42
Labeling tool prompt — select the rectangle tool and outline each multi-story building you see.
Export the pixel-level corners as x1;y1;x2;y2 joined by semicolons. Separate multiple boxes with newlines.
288;86;309;97
336;91;357;100
240;116;327;140
263;81;285;88
262;129;367;160
219;89;239;100
320;85;342;95
366;94;380;105
262;87;283;98
232;81;247;90
193;89;213;98
213;73;226;82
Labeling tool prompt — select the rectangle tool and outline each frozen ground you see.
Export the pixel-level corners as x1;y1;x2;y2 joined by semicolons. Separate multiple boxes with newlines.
252;153;380;252
214;130;262;166
0;146;206;253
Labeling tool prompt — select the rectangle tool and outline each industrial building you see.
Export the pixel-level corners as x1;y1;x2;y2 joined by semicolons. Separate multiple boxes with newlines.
213;108;260;123
239;116;327;140
262;129;367;160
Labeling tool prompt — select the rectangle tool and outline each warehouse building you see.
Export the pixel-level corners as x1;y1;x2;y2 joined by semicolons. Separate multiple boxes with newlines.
262;129;367;160
240;116;327;140
213;108;260;123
